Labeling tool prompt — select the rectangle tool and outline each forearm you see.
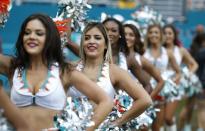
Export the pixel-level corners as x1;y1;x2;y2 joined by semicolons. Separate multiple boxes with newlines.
66;40;80;57
0;87;30;131
150;80;164;99
173;72;181;84
188;63;198;73
87;99;113;130
115;97;152;126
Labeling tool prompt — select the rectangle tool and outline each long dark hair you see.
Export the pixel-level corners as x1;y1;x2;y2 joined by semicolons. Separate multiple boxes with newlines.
124;24;145;55
103;18;129;56
12;13;65;71
163;24;181;47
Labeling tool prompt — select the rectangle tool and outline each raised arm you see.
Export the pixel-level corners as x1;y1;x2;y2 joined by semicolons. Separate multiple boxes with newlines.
141;56;164;99
0;84;31;131
65;39;80;57
69;70;113;130
110;64;152;126
181;47;198;73
0;54;12;75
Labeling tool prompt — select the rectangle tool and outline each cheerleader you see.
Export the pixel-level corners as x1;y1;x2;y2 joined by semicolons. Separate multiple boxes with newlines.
123;23;164;100
143;24;181;131
68;21;152;129
163;24;198;131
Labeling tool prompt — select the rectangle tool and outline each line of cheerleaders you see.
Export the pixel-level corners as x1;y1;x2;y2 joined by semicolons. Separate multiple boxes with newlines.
0;13;205;131
60;17;204;131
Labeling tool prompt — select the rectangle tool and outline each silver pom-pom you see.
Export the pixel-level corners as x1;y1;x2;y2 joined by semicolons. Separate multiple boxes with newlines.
99;90;156;130
131;6;165;38
50;97;94;131
0;0;12;28
150;70;179;102
179;66;203;97
56;0;92;32
0;108;14;131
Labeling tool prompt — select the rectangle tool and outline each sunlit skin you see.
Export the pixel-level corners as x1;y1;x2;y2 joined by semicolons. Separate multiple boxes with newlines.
164;28;175;46
0;84;31;131
23;20;46;58
81;23;152;127
103;21;122;65
0;16;113;131
103;21;120;46
83;27;107;61
145;25;181;131
148;27;163;57
164;25;198;129
164;26;198;73
124;27;135;49
124;26;164;100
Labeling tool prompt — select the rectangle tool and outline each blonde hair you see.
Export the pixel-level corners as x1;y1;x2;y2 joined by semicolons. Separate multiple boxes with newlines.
144;24;165;48
80;22;113;64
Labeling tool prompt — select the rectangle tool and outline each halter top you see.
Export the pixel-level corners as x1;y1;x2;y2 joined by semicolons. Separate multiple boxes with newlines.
118;52;128;70
144;47;169;72
68;61;116;99
10;63;66;110
135;53;142;66
173;46;182;65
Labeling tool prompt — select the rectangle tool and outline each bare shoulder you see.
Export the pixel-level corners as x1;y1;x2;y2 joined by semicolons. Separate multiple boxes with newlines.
109;63;123;74
180;47;189;56
60;62;77;87
109;63;129;82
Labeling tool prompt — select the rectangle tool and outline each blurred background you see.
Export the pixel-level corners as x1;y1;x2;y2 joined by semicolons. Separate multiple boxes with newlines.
1;0;205;90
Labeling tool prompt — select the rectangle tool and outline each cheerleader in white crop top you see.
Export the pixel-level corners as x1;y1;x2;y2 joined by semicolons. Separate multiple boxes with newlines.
0;14;114;130
11;63;66;110
78;21;152;129
144;47;169;72
68;61;116;99
143;24;181;131
163;24;198;131
123;23;164;101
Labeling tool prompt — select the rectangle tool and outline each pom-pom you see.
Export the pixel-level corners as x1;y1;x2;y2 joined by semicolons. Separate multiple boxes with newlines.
0;0;12;28
48;97;94;131
131;6;165;38
0;108;14;130
56;0;91;32
99;90;156;130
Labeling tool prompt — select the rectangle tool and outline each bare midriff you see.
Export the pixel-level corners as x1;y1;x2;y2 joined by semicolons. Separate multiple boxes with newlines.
19;106;59;131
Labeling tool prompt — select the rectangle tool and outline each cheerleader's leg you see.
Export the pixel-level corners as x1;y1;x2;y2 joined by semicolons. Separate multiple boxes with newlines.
178;96;195;131
196;98;205;130
151;104;165;131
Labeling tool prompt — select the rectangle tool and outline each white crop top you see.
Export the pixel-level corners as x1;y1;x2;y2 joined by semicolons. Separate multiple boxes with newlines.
68;61;116;99
173;46;182;65
11;63;66;110
135;53;142;66
144;47;169;72
118;52;128;70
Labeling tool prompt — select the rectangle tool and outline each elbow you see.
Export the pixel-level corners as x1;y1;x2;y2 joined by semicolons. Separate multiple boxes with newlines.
146;96;153;108
160;79;165;89
143;95;153;109
103;95;114;110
